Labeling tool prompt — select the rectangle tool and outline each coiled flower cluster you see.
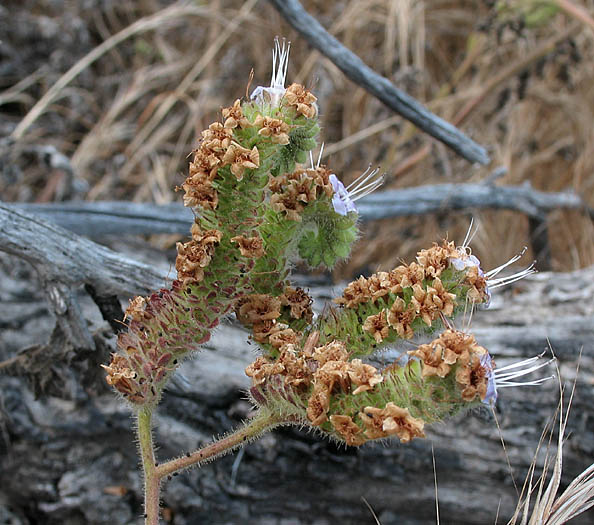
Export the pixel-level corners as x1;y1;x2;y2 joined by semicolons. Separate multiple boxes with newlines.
104;39;544;449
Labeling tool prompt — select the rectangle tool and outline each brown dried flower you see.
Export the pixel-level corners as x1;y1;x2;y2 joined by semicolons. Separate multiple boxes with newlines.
464;265;489;303
102;354;139;398
124;296;147;322
189;147;222;181
367;272;392;302
347;359;383;395
416;241;459;278
456;353;489;402
245;356;283;385
335;276;371;308
359;403;425;442
222;99;250;129
175;229;222;283
254;115;290;145
251;320;287;344
408;279;456;327
362;310;390;343
201;122;233;152
231;234;265;258
306;387;331;426
236;294;282;325
409;329;486;381
222;142;260;180
312;340;349;365
308;166;334;198
386;297;415;339
314;360;350;392
283;83;318;119
277;344;311;387
409;340;457;378
268;328;301;349
270;191;305;221
330;415;366;446
280;286;313;322
181;178;218;210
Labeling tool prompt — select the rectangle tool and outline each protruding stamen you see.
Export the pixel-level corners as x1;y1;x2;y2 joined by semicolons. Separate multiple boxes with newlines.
462;218;479;249
251;37;291;106
496;376;556;388
330;167;383;216
310;143;325;170
317;143;325;168
346;167;384;201
494;351;546;372
487;264;536;289
271;37;290;91
485;247;528;278
494;355;555;387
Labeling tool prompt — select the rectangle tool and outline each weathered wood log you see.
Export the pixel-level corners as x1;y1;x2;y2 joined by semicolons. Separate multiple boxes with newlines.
0;203;169;353
6;183;591;237
0;204;168;296
0;239;592;524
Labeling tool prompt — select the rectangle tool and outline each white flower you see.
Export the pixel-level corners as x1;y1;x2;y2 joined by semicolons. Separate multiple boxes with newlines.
251;37;290;108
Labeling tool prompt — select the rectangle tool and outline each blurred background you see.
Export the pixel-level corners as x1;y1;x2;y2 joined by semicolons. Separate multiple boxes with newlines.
1;0;593;277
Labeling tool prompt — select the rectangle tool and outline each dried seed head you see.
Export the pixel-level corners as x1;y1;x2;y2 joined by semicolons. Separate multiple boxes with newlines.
236;294;282;325
222;99;251;129
359;403;425;443
254;115;290;145
231;234;265;258
124;296;147;322
222;143;260;180
280;286;313;322
283;83;318;119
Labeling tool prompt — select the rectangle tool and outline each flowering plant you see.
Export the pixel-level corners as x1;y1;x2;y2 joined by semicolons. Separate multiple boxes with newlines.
102;39;548;524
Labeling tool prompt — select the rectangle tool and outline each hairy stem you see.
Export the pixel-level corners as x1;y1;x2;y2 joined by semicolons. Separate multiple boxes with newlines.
156;410;283;478
137;407;160;525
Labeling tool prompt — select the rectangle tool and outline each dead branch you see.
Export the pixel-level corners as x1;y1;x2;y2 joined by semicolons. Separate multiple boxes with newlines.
267;0;490;165
0;204;167;295
0;204;169;347
356;183;591;221
5;183;590;238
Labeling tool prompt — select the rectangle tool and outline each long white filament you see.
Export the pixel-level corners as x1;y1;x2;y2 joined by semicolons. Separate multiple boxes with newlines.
494;355;555;388
271;37;290;90
346;166;384;201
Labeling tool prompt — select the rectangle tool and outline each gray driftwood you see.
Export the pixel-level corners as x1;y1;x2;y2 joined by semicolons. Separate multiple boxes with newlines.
268;0;490;165
5;183;590;237
0;230;593;524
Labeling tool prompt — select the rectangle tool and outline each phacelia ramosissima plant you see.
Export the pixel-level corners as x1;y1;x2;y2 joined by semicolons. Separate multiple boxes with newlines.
102;39;550;525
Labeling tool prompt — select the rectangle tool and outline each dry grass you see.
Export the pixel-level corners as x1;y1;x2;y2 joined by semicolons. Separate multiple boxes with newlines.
2;0;593;276
507;364;594;525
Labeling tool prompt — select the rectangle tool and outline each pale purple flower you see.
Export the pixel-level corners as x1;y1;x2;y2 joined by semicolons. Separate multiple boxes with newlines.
480;353;497;404
329;174;357;216
329;166;383;216
481;352;555;406
450;222;535;308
